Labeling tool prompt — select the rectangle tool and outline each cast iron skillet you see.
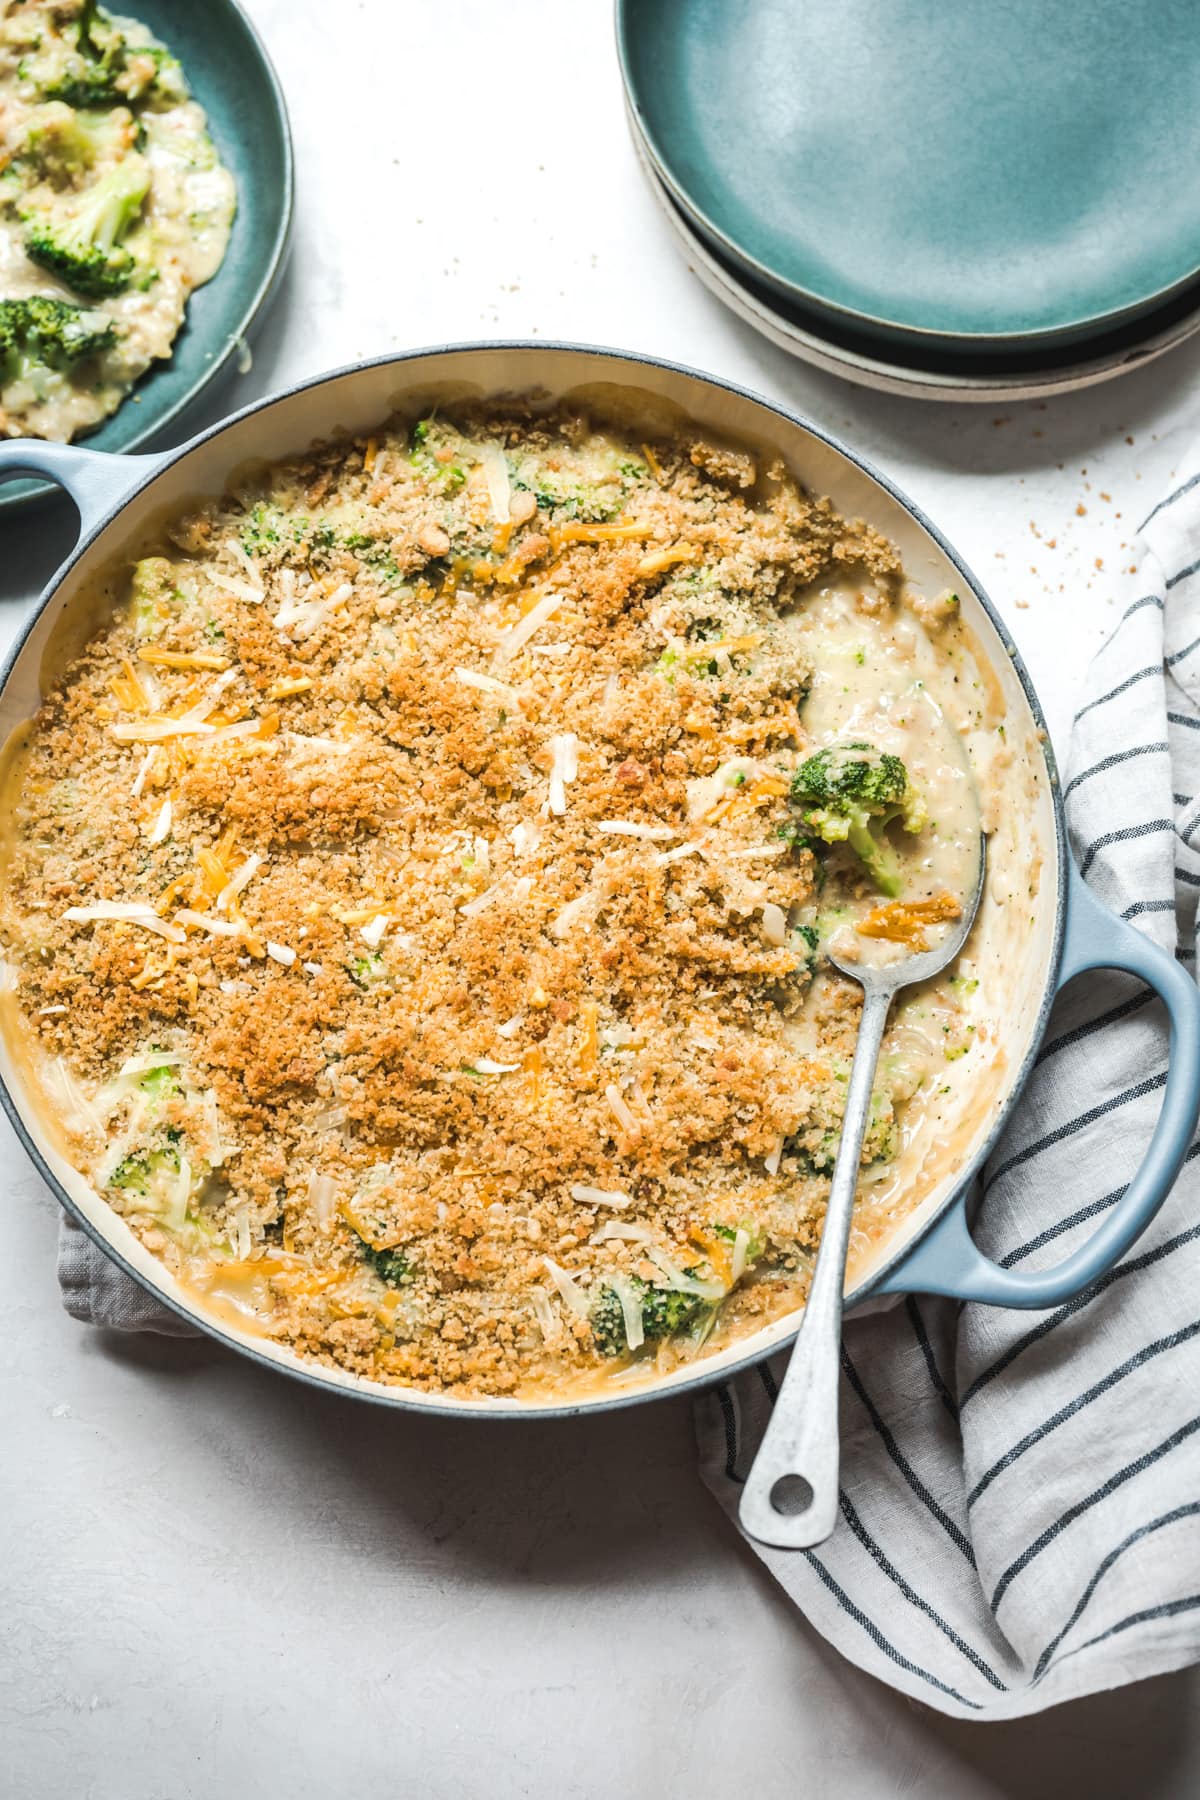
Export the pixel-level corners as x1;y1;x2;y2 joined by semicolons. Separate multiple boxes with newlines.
0;343;1196;1418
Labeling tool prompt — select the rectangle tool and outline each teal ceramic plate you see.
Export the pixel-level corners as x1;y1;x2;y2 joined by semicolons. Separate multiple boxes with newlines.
632;113;1200;402
3;0;293;512
617;0;1200;354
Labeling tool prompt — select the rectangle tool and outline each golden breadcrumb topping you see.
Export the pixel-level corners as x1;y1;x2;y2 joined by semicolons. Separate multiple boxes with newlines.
0;402;950;1399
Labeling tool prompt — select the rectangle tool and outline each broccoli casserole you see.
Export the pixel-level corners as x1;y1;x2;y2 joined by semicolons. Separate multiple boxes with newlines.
0;0;235;441
0;402;996;1399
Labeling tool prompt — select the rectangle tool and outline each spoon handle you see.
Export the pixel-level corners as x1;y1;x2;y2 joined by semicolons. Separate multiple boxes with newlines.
738;983;895;1549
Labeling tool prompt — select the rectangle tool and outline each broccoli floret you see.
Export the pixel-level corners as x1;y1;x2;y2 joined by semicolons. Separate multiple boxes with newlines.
790;1085;898;1175
710;1220;766;1262
135;46;187;108
790;921;820;974
107;1127;208;1232
137;1063;179;1100
238;500;284;557
409;418;467;494
128;557;183;637
21;3;184;110
518;475;620;523
509;439;640;523
347;952;385;989
108;1142;180;1196
589;1276;710;1357
23;0;124;107
685;615;725;642
17;101;132;184
788;742;926;898
0;295;116;387
24;153;150;298
357;1239;412;1287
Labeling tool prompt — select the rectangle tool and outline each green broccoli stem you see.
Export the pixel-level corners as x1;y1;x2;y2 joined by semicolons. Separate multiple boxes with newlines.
845;814;904;898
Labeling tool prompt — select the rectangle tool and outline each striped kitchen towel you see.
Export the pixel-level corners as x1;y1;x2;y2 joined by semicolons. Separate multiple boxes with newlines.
697;460;1200;1719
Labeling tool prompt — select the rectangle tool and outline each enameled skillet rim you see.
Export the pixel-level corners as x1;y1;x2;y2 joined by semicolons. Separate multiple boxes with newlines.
0;341;1069;1419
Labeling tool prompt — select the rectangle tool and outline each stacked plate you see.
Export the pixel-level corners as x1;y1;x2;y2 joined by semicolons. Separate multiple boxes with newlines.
617;0;1200;401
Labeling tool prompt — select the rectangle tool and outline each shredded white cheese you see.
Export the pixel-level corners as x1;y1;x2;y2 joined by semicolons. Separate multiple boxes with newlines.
592;1220;656;1243
480;444;511;525
646;1247;725;1300
204;718;270;746
570;1184;632;1208
224;539;264;589
307;1171;338;1228
605;1082;640;1138
609;1273;645;1352
541;1257;591;1319
63;902;185;944
761;903;788;947
460;883;502;919
166;1156;191;1232
175;909;244;938
215;854;262;913
653;842;701;867
266;941;296;966
764;1131;786;1177
360;913;389;948
217;573;264;605
496;589;563;662
130;746;158;798
118;1052;184;1076
111;717;216;744
508;820;540;859
528;1285;559;1340
547;733;578;816
552;892;592;939
176;669;237;726
467;1058;520;1075
146;798;172;845
111;670;235;743
595;820;677;841
273;582;352;638
454;666;518;702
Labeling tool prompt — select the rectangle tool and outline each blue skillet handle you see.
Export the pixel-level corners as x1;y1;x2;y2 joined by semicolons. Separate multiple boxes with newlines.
876;859;1200;1308
0;439;164;539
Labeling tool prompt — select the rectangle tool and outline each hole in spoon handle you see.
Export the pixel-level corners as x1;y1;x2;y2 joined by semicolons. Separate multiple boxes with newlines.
770;1474;815;1515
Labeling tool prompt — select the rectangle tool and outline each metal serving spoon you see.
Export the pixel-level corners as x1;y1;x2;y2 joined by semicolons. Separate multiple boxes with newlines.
739;835;987;1550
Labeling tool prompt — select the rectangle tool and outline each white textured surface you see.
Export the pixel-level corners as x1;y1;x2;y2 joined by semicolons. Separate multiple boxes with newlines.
3;1;1200;1791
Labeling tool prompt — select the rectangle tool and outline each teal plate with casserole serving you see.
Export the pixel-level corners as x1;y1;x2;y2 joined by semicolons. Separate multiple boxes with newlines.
3;0;293;512
617;0;1200;356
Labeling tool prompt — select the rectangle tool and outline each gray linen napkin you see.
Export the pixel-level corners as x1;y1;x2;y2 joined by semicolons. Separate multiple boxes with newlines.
696;460;1200;1718
58;458;1200;1718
